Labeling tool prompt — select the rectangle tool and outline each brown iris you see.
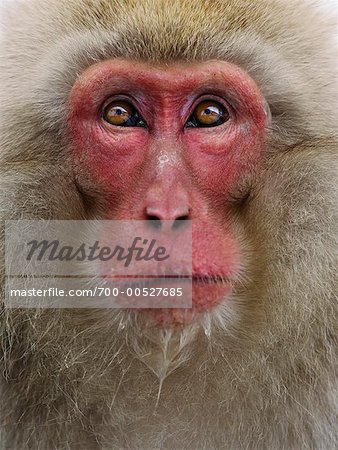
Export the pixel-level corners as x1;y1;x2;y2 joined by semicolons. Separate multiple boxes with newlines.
188;100;229;128
103;100;145;127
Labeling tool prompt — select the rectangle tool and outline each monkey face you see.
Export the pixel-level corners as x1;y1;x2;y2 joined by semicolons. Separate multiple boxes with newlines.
66;58;269;324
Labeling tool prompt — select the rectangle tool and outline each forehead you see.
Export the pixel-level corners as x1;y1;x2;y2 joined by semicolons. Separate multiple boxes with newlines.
72;58;264;103
83;58;235;81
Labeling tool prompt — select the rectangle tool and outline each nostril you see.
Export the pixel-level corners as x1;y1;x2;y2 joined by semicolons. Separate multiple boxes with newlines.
146;215;162;230
145;204;190;230
172;214;189;230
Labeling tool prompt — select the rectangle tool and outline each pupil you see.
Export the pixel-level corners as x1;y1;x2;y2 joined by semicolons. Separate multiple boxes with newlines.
205;109;211;115
116;109;123;116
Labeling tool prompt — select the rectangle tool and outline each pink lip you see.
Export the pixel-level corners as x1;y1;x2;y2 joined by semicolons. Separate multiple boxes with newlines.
191;274;231;284
102;272;232;280
136;275;232;326
100;270;232;325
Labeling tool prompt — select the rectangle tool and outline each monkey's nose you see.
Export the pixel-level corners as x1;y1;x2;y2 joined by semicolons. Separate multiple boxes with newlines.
145;205;190;230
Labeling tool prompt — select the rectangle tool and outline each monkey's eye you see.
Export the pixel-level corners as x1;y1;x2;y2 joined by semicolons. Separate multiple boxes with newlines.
102;100;146;127
186;100;230;128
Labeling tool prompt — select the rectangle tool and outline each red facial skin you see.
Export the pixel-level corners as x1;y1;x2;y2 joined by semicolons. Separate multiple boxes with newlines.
68;59;269;325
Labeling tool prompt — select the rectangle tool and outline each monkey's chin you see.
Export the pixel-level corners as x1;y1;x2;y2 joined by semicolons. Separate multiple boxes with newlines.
140;283;231;327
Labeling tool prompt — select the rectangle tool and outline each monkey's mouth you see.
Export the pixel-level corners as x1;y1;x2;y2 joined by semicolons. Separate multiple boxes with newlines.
107;274;231;283
104;273;231;291
110;273;232;325
191;274;232;286
141;278;232;326
191;275;232;307
100;271;232;325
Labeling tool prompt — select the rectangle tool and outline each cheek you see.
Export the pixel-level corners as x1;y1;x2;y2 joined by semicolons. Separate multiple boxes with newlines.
68;117;149;192
184;123;265;194
192;220;240;276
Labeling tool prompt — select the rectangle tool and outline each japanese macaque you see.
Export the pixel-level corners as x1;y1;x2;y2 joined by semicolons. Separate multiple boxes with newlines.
0;0;337;448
